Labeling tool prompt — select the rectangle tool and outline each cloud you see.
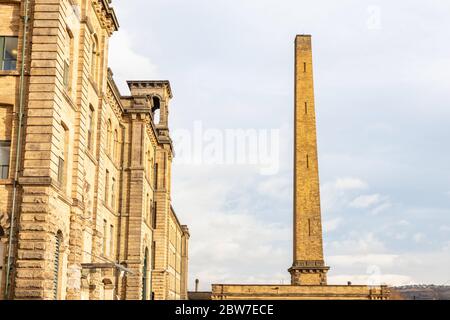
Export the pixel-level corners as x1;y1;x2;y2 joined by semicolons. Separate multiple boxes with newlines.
370;202;392;215
326;232;386;255
349;194;382;208
334;178;368;190
328;254;399;268
413;233;426;243
109;30;158;94
323;217;342;233
328;274;414;286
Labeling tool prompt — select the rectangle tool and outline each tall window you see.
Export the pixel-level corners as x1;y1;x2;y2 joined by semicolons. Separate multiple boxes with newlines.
87;105;95;151
113;129;118;162
91;35;98;81
0;226;5;288
0;36;18;71
109;224;114;257
106;120;112;155
64;28;74;92
154;163;158;190
152;201;157;229
58;123;69;191
151;241;156;270
53;231;63;300
104;170;109;204
0;140;11;179
152;97;161;125
142;248;149;300
111;177;116;210
103;219;108;256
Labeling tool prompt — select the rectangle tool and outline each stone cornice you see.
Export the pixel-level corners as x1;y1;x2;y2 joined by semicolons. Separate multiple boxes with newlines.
92;0;119;35
127;80;173;99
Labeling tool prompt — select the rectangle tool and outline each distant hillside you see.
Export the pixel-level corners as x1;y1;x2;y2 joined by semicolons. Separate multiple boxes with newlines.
392;285;450;300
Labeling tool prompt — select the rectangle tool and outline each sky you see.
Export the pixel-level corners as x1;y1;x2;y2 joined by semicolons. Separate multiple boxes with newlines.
108;0;450;290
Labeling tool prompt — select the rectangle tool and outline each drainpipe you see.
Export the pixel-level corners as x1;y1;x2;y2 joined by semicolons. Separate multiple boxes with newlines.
115;124;126;299
4;0;30;299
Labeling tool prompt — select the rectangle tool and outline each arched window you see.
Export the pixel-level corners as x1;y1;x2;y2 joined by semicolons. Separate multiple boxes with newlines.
152;97;161;125
91;35;99;83
106;119;112;155
53;231;63;300
142;248;149;300
87;105;95;151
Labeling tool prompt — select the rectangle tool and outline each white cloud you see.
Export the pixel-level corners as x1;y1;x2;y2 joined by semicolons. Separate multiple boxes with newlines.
349;194;382;208
109;30;158;94
328;274;414;286
413;233;426;243
328;254;399;268
334;178;368;190
326;233;386;255
370;202;392;215
323;217;342;233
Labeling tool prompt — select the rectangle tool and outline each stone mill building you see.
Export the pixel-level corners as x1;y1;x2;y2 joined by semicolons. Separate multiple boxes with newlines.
0;0;189;300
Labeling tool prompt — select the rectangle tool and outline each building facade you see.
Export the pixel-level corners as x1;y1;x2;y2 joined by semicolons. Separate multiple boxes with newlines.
0;0;189;300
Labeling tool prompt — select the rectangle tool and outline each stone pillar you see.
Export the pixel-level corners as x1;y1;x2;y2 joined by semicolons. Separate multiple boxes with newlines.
289;35;329;286
180;225;189;300
124;115;145;300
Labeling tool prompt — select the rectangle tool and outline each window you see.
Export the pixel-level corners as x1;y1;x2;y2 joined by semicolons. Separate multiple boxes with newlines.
145;193;150;222
64;27;74;92
91;35;99;82
151;241;156;270
0;36;18;71
152;97;161;125
63;61;70;89
152;201;157;229
103;219;108;256
53;231;63;300
303;62;307;73
87;105;95;151
106;120;112;155
109;224;114;256
0;226;5;288
142;248;149;300
104;170;109;204
154;163;158;190
111;177;115;210
57;157;64;185
58;123;69;191
305;102;308;115
113;129;118;161
0;140;11;179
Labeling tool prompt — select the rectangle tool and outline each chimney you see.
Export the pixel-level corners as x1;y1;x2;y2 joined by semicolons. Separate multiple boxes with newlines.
195;279;199;292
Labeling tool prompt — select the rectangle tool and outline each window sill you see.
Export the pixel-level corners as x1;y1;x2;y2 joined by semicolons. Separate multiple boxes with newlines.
103;201;119;217
86;149;98;165
61;88;78;112
0;178;13;185
0;70;19;76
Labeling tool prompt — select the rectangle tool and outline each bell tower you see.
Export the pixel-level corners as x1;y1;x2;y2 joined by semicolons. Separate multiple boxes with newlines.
288;35;330;286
